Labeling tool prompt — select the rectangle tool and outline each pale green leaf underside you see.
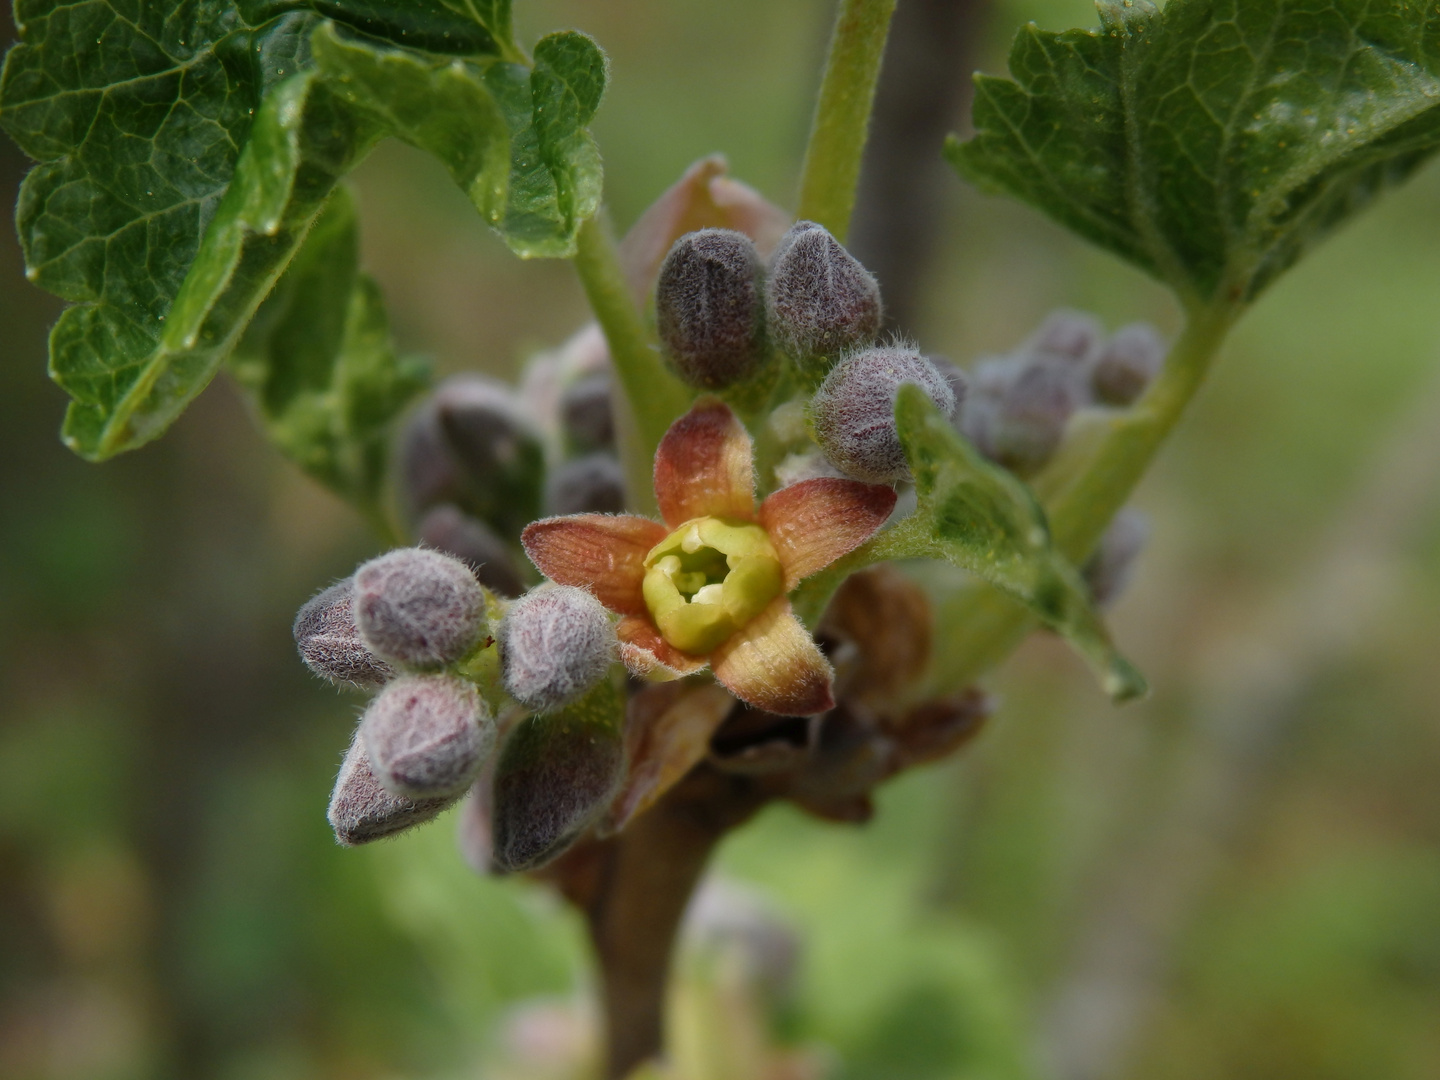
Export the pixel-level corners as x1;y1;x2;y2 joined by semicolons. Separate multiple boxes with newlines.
894;384;1146;702
0;0;607;461
230;185;427;512
948;0;1440;306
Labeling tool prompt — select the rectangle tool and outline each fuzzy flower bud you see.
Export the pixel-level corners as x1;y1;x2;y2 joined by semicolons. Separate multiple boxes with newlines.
435;376;545;538
1083;507;1150;608
766;220;882;379
416;505;524;597
361;674;493;799
1026;308;1104;363
1091;322;1166;406
293;580;395;690
559;372;615;452
353;548;485;669
809;346;955;483
990;359;1089;476
655;228;768;389
490;708;625;872
499;585;614;713
543;453;627;516
327;730;458;846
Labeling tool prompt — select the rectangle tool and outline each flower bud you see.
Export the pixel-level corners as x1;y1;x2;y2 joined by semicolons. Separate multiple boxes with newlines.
499;585;614;713
490;706;625;871
559;372;615;452
1025;308;1104;363
397;401;467;520
766;220;882;379
990;358;1088;476
327;730;458;846
655;228;768;390
353;547;484;668
434;376;545;539
1083;507;1149;608
543;453;627;516
415;504;525;597
293;580;395;690
954;357;1021;461
1092;322;1166;405
361;674;493;799
809;346;955;483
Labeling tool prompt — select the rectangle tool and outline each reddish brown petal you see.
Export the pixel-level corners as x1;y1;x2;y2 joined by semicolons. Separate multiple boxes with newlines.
521;515;666;616
603;681;736;833
758;478;897;588
619;156;792;302
654;398;756;527
616;615;709;678
710;598;834;717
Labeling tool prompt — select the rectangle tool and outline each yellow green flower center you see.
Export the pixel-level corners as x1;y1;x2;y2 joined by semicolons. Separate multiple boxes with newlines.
642;517;784;655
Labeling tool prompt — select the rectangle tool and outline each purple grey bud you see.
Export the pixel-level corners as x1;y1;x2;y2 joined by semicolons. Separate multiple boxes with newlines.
361;674;493;798
809;346;955;484
990;358;1089;476
416;504;525;597
434;376;545;538
655;228;768;390
1092;323;1166;406
327;729;458;846
1083;507;1150;608
499;586;614;713
490;708;625;872
956;357;1023;460
353;548;485;668
766;220;882;379
559;372;615;452
543;453;627;516
293;580;395;690
398;401;467;520
1026;308;1104;363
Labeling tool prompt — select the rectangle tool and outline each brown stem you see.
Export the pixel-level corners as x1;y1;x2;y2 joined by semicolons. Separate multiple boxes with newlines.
541;766;770;1079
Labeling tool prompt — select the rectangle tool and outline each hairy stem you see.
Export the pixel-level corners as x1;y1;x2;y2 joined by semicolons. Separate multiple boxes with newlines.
795;0;899;241
925;303;1239;693
573;213;691;515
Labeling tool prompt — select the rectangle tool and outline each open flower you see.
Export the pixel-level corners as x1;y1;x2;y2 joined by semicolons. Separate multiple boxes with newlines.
522;400;896;716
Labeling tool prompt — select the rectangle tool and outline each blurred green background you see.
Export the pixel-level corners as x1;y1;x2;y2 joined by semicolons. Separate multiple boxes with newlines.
2;2;1438;1078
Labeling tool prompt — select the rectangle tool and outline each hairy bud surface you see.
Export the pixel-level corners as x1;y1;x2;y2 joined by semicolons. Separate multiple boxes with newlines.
499;585;614;713
327;731;458;846
655;229;768;389
559;372;615;452
293;580;394;690
766;220;882;378
809;346;955;483
991;359;1088;475
1092;322;1166;405
544;453;627;516
415;505;524;597
361;674;492;798
353;548;484;668
490;708;625;872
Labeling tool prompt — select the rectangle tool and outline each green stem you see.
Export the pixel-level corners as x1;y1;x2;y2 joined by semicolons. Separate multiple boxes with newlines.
924;303;1239;694
795;0;898;240
573;213;692;515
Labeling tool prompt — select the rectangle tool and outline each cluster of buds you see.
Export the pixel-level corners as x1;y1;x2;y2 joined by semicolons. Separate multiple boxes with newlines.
294;159;1161;877
294;548;614;850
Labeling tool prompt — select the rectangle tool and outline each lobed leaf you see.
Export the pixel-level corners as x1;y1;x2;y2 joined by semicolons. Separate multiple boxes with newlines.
893;384;1146;702
948;0;1440;307
482;30;607;257
1;1;608;460
230;185;427;513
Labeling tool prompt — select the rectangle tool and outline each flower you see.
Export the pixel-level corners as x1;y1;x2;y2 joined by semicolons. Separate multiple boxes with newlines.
522;399;897;716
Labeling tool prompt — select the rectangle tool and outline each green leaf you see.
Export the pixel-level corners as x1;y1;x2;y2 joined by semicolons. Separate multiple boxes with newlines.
948;0;1440;307
230;185;427;516
893;384;1146;702
1;3;608;460
482;30;607;257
